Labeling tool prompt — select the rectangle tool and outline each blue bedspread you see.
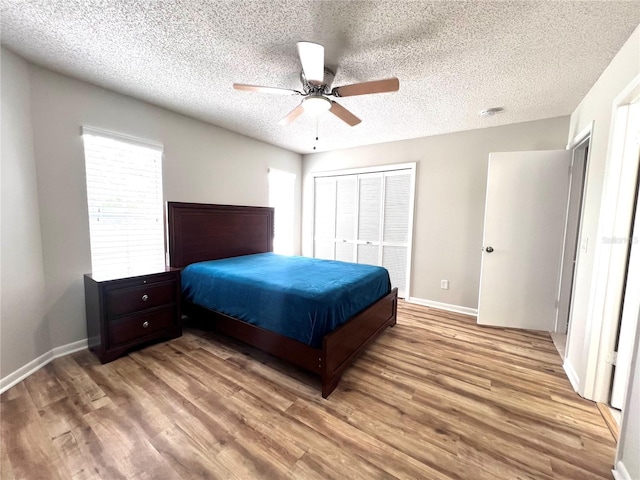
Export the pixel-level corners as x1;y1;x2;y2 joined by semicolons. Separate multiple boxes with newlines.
181;253;391;348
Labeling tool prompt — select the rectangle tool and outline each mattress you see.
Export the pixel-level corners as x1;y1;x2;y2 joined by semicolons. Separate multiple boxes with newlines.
181;253;391;348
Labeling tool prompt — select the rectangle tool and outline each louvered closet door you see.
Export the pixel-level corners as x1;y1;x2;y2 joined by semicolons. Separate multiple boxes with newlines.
335;176;357;262
382;171;412;294
313;165;414;297
314;177;336;260
357;173;382;266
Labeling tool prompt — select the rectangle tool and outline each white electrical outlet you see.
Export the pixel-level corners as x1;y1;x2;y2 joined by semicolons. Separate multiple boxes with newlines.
440;280;449;290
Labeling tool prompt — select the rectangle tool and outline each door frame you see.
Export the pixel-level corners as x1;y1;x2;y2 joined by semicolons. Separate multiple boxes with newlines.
611;170;640;408
556;123;593;336
580;73;640;402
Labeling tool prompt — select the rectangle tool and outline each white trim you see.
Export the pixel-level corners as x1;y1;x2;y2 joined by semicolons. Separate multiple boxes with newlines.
612;461;632;480
555;123;593;335
81;126;163;151
563;360;581;392
407;296;478;317
583;73;640;401
0;339;88;394
405;165;417;300
566;122;594;150
311;162;417;178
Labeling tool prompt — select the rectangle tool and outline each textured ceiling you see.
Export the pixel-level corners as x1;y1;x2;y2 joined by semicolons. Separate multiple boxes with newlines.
1;1;639;154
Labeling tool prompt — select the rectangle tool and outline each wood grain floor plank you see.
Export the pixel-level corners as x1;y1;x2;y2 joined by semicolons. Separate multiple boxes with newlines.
228;390;391;479
1;301;616;479
2;395;72;480
149;425;238;480
50;428;102;480
0;428;16;480
286;399;459;480
22;364;67;410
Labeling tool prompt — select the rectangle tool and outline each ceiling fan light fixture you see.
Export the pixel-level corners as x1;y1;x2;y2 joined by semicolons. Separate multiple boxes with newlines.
302;96;331;116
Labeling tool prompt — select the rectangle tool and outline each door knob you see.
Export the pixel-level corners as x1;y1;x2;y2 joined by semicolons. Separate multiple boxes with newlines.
485;246;494;253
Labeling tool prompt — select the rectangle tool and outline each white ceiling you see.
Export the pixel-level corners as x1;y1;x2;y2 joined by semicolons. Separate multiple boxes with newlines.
1;1;639;154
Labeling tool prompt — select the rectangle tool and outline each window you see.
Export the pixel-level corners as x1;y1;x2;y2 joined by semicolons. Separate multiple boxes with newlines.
268;168;296;255
82;127;165;276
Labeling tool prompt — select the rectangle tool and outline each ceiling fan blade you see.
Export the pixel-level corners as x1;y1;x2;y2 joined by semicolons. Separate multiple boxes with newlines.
297;41;325;85
332;77;400;97
329;101;361;126
233;84;302;95
278;104;305;126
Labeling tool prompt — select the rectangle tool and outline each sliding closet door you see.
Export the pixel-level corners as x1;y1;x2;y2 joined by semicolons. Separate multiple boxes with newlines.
313;163;415;297
335;176;357;262
313;177;336;260
356;173;382;266
382;170;412;293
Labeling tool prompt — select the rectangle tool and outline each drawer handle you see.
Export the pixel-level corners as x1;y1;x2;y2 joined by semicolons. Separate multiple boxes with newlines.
142;321;149;328
141;294;149;302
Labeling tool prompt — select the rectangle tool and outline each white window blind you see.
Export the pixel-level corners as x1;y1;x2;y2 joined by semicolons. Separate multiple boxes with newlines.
82;128;165;277
269;168;296;255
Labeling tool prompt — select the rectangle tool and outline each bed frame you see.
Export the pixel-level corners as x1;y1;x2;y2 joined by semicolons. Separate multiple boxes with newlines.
167;202;398;398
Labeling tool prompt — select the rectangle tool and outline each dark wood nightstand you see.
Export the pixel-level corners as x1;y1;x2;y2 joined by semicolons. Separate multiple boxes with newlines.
84;267;182;363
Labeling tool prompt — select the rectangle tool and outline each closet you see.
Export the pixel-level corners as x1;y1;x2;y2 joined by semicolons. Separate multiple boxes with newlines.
312;164;415;297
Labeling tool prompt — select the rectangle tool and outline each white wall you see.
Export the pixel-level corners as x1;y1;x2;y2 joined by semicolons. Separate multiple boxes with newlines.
0;50;50;377
1;49;301;380
302;116;569;310
561;23;640;480
564;24;640;399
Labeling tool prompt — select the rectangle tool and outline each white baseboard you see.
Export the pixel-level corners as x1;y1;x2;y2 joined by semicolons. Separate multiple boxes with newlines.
0;338;88;394
406;296;478;316
563;359;581;393
612;460;632;480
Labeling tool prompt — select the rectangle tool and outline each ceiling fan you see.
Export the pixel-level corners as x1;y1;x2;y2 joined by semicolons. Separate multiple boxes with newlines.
233;41;399;127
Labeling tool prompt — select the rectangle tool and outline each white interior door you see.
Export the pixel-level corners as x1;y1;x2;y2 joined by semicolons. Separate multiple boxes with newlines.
356;173;382;266
313;177;336;260
382;171;412;295
335;176;357;262
478;150;571;330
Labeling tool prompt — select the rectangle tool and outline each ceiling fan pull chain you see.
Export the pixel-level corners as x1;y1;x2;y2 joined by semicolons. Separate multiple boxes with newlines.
313;118;319;150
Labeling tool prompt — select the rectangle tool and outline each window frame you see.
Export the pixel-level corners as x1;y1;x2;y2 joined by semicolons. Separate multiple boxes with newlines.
81;126;166;277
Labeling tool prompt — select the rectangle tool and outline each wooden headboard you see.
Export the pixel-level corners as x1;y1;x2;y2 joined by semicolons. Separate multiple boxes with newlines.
167;202;274;268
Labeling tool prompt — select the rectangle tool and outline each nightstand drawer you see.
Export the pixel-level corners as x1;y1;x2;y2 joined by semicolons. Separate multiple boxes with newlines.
108;307;176;346
106;281;176;317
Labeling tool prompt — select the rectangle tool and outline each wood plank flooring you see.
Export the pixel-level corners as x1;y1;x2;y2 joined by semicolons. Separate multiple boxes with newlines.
1;302;616;479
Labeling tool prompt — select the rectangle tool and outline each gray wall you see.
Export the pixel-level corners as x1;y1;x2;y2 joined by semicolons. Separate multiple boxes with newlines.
0;50;50;377
1;48;302;380
302;116;569;310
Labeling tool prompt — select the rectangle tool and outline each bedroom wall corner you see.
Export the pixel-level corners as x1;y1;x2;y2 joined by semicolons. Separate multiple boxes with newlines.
26;61;302;351
0;48;51;379
301;116;570;310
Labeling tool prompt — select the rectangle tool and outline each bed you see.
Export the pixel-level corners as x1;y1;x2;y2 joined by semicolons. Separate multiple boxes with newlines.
167;202;398;398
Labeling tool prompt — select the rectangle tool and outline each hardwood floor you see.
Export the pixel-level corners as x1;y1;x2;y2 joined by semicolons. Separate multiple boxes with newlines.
1;302;616;479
